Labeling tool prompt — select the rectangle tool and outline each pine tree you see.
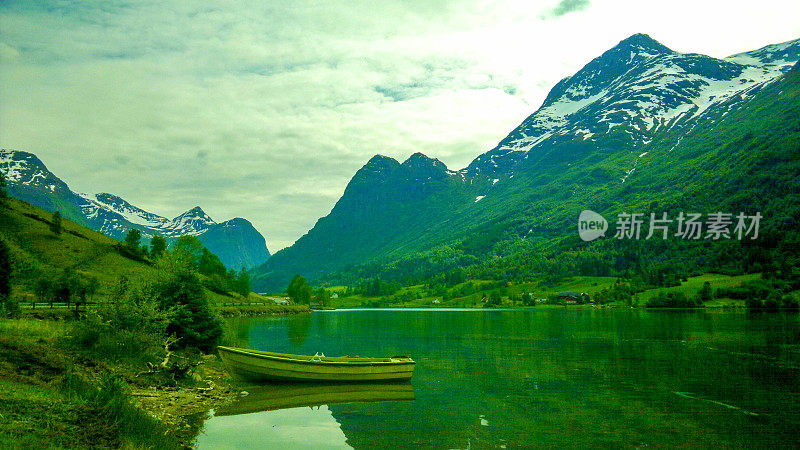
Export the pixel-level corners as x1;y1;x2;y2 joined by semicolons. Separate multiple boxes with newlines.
149;235;167;258
156;269;222;352
0;172;7;201
699;281;713;303
287;274;312;304
198;248;226;277
173;235;203;268
124;229;141;253
236;268;251;297
50;211;62;235
0;239;12;302
314;287;331;307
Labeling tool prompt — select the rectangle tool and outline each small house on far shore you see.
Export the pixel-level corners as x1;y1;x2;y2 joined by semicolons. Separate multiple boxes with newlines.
558;292;591;304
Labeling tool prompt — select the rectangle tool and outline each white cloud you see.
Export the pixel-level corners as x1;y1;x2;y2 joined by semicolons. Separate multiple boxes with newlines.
0;0;798;250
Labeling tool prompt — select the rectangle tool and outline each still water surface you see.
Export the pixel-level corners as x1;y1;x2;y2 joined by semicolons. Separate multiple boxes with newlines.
196;308;800;448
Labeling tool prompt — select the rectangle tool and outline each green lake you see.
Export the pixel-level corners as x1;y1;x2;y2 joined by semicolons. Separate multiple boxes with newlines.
195;309;800;448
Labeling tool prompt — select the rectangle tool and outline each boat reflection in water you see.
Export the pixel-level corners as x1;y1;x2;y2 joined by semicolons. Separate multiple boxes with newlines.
217;382;415;416
195;383;415;449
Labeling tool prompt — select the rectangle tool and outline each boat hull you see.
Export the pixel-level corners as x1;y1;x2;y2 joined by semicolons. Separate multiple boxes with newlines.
218;346;415;382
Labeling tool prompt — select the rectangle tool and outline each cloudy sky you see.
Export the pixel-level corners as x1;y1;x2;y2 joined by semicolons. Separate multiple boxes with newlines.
1;0;798;251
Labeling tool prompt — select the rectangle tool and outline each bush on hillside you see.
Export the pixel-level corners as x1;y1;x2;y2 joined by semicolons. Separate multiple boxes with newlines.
70;279;173;363
155;270;222;352
72;249;222;359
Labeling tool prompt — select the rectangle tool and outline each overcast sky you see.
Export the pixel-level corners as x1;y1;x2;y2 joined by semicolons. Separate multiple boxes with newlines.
1;0;798;251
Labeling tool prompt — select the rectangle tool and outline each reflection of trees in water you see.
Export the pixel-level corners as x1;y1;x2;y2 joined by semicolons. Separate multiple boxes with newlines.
287;313;312;347
220;317;252;348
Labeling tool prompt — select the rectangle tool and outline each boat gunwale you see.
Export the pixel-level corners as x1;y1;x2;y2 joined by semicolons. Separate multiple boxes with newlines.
218;346;415;367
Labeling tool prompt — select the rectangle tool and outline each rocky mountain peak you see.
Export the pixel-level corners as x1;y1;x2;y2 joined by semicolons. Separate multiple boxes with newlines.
402;152;449;175
1;148;270;269
181;206;209;218
349;155;402;187
364;154;400;171
614;33;673;57
171;206;215;231
541;34;672;109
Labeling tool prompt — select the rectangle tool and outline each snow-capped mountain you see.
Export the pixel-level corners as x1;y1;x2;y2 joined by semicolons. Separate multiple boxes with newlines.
167;206;217;236
79;193;218;238
0;149;270;269
467;33;800;178
252;33;800;291
79;193;218;239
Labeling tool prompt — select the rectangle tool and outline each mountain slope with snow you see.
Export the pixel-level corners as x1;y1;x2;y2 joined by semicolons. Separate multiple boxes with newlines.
0;149;271;269
467;34;800;179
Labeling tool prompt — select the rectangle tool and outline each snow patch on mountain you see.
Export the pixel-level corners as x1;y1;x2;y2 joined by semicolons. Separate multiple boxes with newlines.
0;153;28;183
530;90;607;132
80;193;171;229
80;195;219;238
0;149;61;192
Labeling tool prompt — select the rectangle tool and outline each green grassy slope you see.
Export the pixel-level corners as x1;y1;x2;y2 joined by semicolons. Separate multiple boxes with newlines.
0;197;242;305
0;198;153;301
635;273;761;304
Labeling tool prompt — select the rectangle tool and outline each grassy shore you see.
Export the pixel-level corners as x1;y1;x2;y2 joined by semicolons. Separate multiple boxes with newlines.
0;318;172;448
325;273;758;309
217;304;310;317
0;303;311;449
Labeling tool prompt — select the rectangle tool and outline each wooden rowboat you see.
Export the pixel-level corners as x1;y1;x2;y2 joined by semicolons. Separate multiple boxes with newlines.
217;346;415;382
